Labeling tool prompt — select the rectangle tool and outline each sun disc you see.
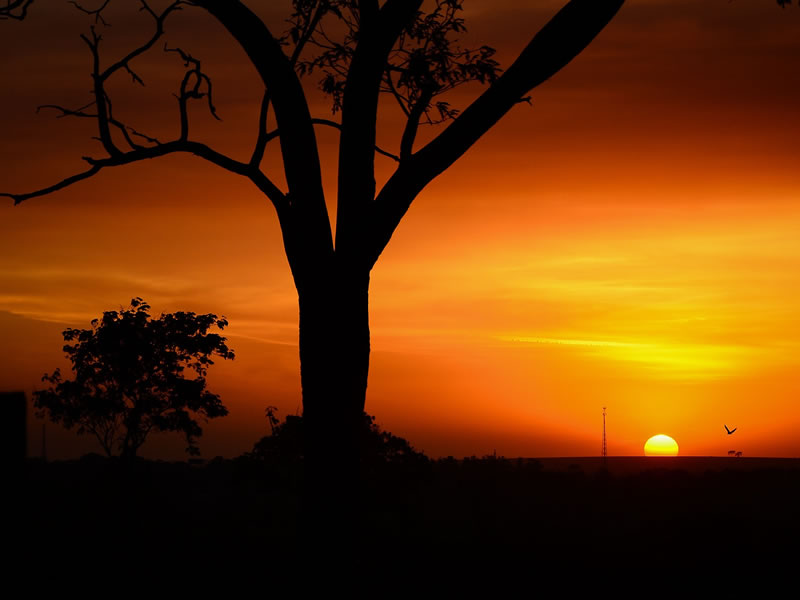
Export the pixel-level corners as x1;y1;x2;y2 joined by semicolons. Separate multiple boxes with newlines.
644;434;679;456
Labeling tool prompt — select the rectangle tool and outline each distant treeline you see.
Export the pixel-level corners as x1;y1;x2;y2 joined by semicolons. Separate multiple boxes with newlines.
22;451;800;587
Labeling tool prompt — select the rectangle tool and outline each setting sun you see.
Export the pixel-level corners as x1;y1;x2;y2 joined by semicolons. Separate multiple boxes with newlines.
644;434;680;457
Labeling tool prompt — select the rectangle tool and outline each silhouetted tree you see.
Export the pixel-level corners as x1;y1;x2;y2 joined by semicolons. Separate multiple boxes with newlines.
2;0;624;551
265;405;280;436
33;298;234;458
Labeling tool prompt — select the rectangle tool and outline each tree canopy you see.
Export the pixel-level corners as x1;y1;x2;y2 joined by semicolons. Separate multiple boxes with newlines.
34;298;235;458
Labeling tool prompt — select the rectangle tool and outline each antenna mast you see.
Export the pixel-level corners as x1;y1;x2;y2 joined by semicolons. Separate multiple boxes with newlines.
602;406;607;459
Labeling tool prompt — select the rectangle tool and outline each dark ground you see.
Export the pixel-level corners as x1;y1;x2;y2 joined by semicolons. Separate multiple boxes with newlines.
17;455;800;591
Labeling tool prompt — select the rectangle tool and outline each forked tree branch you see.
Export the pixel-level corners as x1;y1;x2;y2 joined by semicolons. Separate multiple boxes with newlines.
68;1;186;157
5;0;626;284
5;0;332;286
3;1;288;212
80;26;119;156
368;0;625;267
399;85;435;161
39;99;163;150
195;0;327;204
194;0;335;279
99;1;186;82
259;118;400;163
250;90;272;168
250;0;327;168
37;101;97;119
0;0;33;20
336;0;423;253
1;141;287;209
165;44;220;141
69;0;111;25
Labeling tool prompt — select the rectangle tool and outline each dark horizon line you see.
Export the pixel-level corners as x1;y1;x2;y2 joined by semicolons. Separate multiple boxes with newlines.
24;453;800;461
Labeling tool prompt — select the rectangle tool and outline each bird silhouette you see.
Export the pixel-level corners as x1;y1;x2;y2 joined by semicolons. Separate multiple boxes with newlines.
724;425;737;435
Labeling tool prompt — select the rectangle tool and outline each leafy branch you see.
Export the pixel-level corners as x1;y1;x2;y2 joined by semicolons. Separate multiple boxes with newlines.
289;0;502;159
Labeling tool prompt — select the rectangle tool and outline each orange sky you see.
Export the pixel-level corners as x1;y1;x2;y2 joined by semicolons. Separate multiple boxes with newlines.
2;1;799;459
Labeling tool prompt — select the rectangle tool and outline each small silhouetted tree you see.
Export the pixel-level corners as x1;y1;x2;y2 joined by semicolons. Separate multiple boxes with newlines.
33;298;235;458
265;405;280;436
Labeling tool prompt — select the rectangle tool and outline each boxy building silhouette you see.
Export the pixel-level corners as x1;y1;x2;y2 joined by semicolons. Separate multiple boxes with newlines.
1;391;26;471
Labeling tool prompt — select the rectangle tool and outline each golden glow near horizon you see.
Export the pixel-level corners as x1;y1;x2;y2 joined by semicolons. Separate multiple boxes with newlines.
644;435;680;457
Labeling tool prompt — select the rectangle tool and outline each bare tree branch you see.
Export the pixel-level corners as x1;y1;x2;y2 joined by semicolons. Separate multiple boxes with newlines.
99;1;185;82
62;0;184;156
5;0;324;282
2;141;287;209
0;0;34;20
196;0;326;199
165;44;220;141
1;165;103;204
125;124;160;146
38;100;161;151
79;25;120;156
69;0;111;26
250;90;272;168
37;101;97;119
19;0;221;176
107;117;145;150
195;0;334;281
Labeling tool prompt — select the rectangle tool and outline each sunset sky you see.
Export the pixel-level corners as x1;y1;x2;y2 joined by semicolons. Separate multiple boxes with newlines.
2;0;799;460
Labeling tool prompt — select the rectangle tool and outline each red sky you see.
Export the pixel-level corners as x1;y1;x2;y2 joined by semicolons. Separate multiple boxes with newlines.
2;0;799;459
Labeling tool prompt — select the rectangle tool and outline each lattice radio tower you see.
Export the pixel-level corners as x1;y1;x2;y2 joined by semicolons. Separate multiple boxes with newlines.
602;406;607;459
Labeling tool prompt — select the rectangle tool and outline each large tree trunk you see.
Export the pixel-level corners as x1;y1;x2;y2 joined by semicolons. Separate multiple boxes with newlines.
297;265;371;567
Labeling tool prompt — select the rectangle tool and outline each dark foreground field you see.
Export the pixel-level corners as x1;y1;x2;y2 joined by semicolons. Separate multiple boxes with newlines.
18;455;800;589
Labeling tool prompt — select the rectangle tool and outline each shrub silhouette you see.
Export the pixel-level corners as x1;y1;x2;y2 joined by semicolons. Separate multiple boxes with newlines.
249;410;427;467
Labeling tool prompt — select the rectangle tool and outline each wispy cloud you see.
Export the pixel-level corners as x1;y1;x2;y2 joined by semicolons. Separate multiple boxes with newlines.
497;336;644;348
497;334;763;381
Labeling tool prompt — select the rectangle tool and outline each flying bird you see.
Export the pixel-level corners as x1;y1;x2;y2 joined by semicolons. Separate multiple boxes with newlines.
724;425;737;435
